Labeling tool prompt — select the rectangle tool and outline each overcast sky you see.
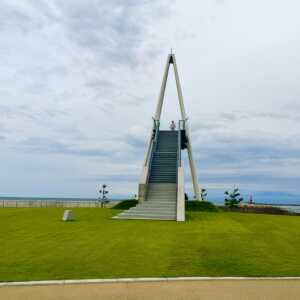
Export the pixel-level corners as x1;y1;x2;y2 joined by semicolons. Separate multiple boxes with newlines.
1;0;300;202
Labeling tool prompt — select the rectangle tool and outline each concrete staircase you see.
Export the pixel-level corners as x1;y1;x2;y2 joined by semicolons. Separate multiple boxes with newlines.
114;183;177;220
114;130;178;221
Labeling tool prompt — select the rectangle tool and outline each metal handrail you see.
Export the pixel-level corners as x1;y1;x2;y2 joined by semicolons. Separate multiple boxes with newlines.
153;119;160;150
144;119;159;167
146;119;160;183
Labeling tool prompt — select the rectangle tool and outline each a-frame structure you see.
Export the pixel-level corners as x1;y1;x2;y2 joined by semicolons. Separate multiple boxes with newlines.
114;53;202;222
152;53;201;200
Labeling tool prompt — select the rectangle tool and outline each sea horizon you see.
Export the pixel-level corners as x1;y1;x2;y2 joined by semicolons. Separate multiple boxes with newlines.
1;195;300;206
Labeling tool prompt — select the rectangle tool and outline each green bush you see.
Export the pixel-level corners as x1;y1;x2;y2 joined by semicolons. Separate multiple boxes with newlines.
224;187;243;208
186;201;218;212
111;200;138;210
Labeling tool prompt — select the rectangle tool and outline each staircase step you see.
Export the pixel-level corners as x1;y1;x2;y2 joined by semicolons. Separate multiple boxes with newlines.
149;181;177;183
146;198;176;202
149;178;177;180
149;178;177;181
130;209;176;214
141;198;176;202
150;173;176;176
148;190;177;193
140;204;176;207
151;164;177;166
152;159;177;162
150;167;177;170
118;211;176;217
150;177;177;179
113;215;175;221
147;192;177;195
151;162;177;164
148;191;177;193
150;175;176;178
132;205;176;210
148;184;177;188
150;175;177;178
136;208;176;211
151;171;176;173
138;203;176;207
144;198;176;201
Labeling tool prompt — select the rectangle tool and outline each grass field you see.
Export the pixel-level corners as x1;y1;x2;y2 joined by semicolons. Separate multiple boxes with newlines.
0;207;300;281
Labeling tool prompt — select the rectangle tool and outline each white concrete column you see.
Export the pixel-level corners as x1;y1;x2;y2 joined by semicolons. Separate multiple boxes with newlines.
154;54;171;121
177;166;185;221
172;54;187;120
172;54;202;201
186;132;202;200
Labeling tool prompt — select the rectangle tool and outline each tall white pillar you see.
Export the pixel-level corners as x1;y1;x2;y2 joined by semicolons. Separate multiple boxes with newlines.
172;54;202;200
154;54;171;121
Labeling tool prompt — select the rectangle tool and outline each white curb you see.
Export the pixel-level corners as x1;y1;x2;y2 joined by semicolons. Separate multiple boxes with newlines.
1;277;300;287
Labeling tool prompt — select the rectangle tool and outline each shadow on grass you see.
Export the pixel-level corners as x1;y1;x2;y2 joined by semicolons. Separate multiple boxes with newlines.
111;200;138;210
186;201;218;212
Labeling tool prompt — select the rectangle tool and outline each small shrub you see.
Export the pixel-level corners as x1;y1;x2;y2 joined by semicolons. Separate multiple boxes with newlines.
201;188;207;201
186;201;218;212
224;188;243;208
111;200;138;210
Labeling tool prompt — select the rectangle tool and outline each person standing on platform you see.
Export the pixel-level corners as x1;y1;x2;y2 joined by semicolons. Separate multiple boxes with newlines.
170;120;176;130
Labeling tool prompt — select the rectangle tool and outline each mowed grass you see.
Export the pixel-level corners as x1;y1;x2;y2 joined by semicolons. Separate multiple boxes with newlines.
0;208;300;281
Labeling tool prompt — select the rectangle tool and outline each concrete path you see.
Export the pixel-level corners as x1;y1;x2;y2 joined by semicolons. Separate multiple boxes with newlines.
1;279;300;300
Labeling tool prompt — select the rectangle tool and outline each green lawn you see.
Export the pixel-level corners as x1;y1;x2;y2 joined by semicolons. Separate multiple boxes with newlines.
0;208;300;281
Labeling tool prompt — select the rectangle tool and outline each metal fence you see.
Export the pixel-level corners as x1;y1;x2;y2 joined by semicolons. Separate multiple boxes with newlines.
0;200;119;208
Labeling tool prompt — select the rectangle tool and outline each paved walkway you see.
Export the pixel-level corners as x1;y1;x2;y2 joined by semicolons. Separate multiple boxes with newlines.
1;279;300;300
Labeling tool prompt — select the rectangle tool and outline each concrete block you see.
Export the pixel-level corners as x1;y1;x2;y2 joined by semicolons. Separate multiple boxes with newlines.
62;210;74;221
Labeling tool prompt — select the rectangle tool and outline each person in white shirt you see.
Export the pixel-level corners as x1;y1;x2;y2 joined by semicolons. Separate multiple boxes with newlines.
170;120;176;130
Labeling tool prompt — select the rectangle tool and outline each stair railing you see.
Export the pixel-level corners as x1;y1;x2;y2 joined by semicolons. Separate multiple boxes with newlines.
145;119;160;185
139;119;160;202
153;119;160;152
144;119;159;167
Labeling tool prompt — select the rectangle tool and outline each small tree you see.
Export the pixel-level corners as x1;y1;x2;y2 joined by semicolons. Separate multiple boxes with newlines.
224;187;243;208
201;188;207;201
99;184;109;208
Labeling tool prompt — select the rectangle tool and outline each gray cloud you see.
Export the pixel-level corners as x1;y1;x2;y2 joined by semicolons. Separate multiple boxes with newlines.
192;110;300;134
0;2;37;33
82;174;137;183
33;0;171;68
125;134;147;149
18;137;109;157
0;104;67;122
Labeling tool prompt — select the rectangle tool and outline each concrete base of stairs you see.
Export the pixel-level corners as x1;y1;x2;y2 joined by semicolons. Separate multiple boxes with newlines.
113;183;177;221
